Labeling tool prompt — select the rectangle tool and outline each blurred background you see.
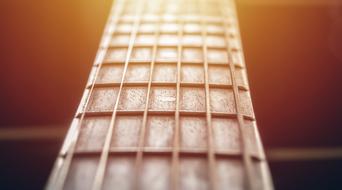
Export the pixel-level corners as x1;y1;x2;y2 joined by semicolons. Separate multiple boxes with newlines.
0;0;342;189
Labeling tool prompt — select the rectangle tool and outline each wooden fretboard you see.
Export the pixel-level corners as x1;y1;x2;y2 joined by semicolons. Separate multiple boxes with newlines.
46;0;273;189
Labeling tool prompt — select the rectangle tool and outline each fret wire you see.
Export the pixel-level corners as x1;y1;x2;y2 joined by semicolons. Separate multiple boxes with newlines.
171;2;183;190
100;59;246;67
220;1;254;189
88;81;249;91
199;1;218;190
76;110;255;121
72;148;264;161
91;0;146;189
133;2;162;189
45;1;126;189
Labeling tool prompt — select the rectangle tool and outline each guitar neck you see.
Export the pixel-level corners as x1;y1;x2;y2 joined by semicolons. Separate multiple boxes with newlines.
46;0;273;189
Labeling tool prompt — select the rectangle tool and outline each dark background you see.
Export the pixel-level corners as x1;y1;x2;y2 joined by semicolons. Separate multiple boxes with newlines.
0;0;342;189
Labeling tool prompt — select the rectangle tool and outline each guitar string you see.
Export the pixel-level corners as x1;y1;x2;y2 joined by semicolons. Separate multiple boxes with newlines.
46;0;125;189
199;0;219;189
91;0;146;189
133;0;163;189
171;1;183;189
220;0;255;189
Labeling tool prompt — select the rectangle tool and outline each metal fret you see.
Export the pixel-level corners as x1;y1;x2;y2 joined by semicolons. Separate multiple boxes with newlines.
72;149;263;161
46;0;273;190
87;82;249;91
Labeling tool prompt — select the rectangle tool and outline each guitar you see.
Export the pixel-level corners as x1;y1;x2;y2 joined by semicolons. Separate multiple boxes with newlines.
46;0;273;189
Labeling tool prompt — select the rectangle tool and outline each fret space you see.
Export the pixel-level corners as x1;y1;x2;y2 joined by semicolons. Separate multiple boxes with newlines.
72;115;261;158
149;86;177;111
64;154;265;190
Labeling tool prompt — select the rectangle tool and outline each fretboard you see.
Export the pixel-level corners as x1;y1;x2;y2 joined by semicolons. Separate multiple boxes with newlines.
46;0;273;189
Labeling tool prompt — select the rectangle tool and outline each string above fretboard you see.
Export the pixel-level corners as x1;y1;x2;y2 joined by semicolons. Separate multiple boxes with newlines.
46;0;273;190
